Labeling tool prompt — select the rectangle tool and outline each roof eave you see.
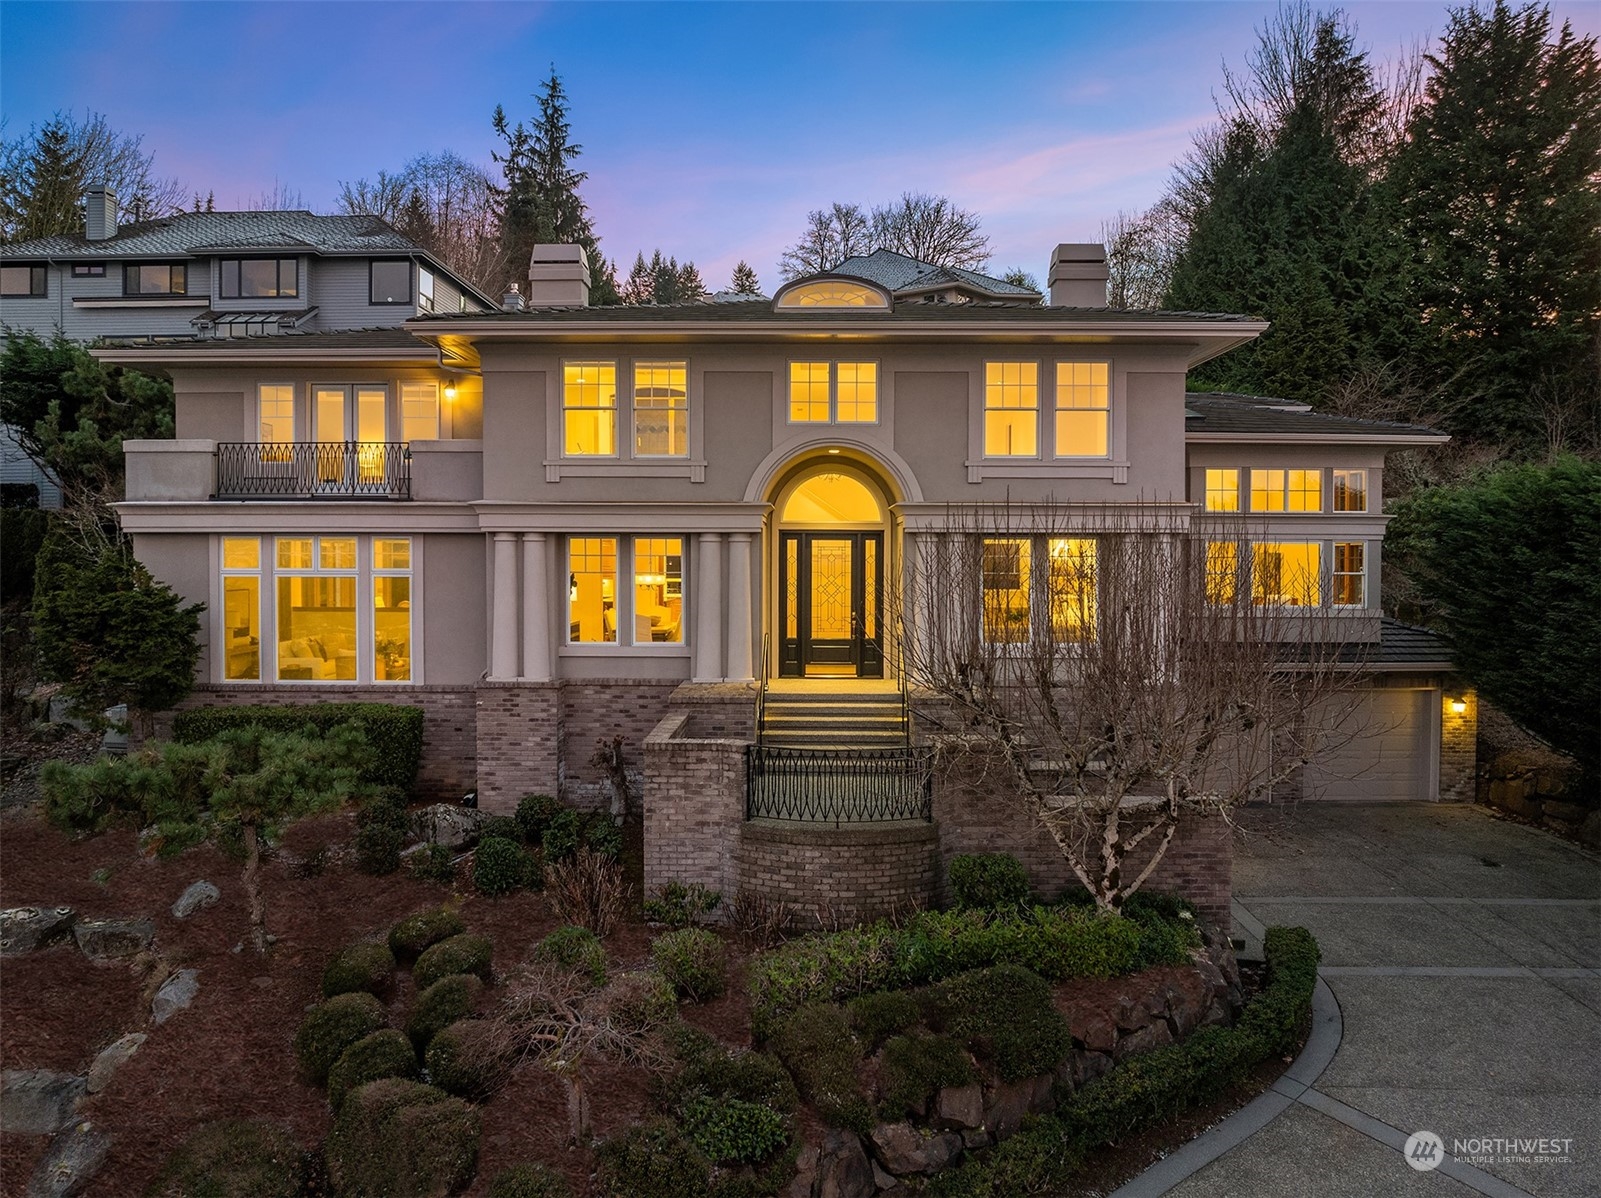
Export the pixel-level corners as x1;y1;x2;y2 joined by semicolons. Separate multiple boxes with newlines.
90;344;438;367
1185;431;1450;445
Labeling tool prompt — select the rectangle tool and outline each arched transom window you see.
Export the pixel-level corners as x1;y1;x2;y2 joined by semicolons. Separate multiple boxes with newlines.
773;280;891;310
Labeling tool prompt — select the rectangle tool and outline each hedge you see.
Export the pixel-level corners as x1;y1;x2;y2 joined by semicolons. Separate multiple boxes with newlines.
172;703;423;790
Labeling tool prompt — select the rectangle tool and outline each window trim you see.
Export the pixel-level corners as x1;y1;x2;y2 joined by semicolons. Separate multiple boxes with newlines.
785;359;881;426
562;534;689;653
1051;360;1111;459
0;263;47;297
1333;469;1368;513
548;357;707;481
1203;468;1241;512
978;533;1099;646
981;360;1041;459
632;360;691;457
1248;468;1323;514
220;256;299;300
70;263;106;278
122;262;187;296
1332;540;1366;608
561;360;620;459
369;259;413;305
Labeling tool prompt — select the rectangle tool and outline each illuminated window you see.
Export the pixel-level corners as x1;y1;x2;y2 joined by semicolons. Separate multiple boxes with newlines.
984;362;1038;457
633;538;683;643
836;363;877;422
563;362;617;455
1204;469;1240;512
1333;469;1367;512
123;263;186;295
1333;542;1365;606
401;381;440;442
788;362;877;423
789;363;831;422
373;539;412;681
569;537;617;643
221;538;260;680
982;538;1031;642
276;536;358;681
1205;541;1240;605
634;362;688;455
1250;469;1322;512
773;280;890;309
1252;542;1320;606
780;472;882;523
1053;362;1109;456
220;258;297;299
1047;538;1096;641
258;384;295;455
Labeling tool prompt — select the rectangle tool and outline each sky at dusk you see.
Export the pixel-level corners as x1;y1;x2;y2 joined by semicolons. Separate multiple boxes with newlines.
3;1;1598;290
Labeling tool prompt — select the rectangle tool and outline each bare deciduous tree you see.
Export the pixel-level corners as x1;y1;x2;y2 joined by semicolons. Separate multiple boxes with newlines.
870;191;990;271
778;202;873;279
337;152;502;293
1101;204;1186;309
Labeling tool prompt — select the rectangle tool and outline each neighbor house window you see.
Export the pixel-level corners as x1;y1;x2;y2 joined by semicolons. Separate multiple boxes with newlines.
221;258;298;299
1252;542;1320;606
276;536;358;681
1333;542;1365;606
1333;469;1367;512
1250;469;1322;513
633;537;683;643
1047;538;1097;641
633;362;688;455
564;362;617;455
984;362;1038;456
1204;469;1240;512
370;260;411;304
417;267;435;312
1053;362;1109;456
70;264;106;278
221;538;261;681
123;263;186;295
372;539;412;681
568;537;618;643
982;538;1031;642
787;362;877;424
2;264;46;296
400;381;440;442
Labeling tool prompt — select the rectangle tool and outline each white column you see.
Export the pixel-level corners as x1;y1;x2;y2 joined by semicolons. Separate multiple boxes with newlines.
490;532;518;680
725;533;754;682
692;533;724;682
521;533;551;681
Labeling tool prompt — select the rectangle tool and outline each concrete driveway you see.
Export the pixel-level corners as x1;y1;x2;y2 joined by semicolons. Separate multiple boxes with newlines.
1167;803;1601;1198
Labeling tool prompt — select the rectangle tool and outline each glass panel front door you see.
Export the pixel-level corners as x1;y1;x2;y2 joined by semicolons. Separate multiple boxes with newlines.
778;531;883;677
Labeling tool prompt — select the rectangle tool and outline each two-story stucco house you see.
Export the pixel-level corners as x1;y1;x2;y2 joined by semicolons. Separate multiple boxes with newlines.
98;241;1474;924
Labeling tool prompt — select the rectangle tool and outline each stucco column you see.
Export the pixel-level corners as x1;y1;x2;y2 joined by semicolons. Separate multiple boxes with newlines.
901;530;923;678
725;533;754;682
693;533;724;682
520;533;551;681
490;532;519;680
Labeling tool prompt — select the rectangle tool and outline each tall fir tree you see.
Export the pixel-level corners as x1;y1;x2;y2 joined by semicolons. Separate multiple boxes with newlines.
11;119;82;241
729;260;761;296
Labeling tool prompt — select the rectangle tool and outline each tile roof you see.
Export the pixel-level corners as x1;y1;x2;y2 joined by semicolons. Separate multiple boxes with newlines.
1185;392;1444;439
1;211;428;259
829;249;1040;298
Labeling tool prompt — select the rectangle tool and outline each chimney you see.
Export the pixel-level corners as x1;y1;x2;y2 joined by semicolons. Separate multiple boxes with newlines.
84;184;118;241
1048;243;1108;307
527;244;590;307
501;283;526;313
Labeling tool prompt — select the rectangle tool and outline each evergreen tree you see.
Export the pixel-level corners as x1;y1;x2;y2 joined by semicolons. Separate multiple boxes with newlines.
648;251;682;304
620;252;654;305
11;119;82;241
675;261;706;303
729;260;761;295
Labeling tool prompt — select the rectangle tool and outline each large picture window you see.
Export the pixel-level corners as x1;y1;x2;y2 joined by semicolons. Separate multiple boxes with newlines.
1251;542;1320;606
124;263;186;295
1250;469;1322;513
984;363;1038;457
221;258;298;299
633;362;688;455
277;537;358;681
563;362;618;456
1053;362;1109;457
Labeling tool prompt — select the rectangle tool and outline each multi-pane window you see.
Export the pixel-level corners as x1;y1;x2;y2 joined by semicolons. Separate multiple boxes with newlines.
634;362;688;455
1053;362;1109;456
633;538;683;643
981;536;1099;643
258;384;295;445
569;537;618;643
1333;469;1367;512
1252;542;1320;606
220;258;298;299
373;539;412;681
787;362;876;423
221;538;261;680
563;362;618;455
370;260;411;304
71;263;106;278
1;264;47;296
982;538;1031;642
1047;538;1097;641
417;268;435;312
276;536;358;681
789;363;830;422
401;381;441;442
836;363;878;422
1333;542;1365;607
1250;469;1322;512
984;363;1038;456
1204;469;1240;512
124;263;186;295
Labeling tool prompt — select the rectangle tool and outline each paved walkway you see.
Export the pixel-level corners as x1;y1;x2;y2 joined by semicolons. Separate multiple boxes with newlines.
1123;803;1600;1198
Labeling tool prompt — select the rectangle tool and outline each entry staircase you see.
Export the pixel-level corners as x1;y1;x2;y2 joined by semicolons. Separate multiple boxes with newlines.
757;686;910;749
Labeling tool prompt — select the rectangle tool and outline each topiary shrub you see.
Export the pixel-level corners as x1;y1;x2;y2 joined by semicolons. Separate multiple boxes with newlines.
407;974;484;1050
487;1163;573;1198
172;703;423;790
408;843;459;884
766;1004;871;1133
594;1120;710;1198
680;1094;789;1165
480;814;523;843
294;992;388;1085
651;928;727;1001
473;836;534;897
322;941;397;999
327;1029;419;1110
643;881;723;929
147;1119;305;1198
846;990;922;1052
514;793;562;843
927;965;1070;1082
388;907;465;963
325;1079;480;1198
949;853;1031;910
425;1019;509;1099
878;1032;974;1118
534;925;608;987
414;932;493;992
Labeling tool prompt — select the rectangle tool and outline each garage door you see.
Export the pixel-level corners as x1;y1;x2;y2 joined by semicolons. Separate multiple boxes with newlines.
1303;688;1437;801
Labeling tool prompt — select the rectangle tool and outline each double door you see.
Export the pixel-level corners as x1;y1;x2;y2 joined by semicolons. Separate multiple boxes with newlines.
313;385;389;489
778;531;883;678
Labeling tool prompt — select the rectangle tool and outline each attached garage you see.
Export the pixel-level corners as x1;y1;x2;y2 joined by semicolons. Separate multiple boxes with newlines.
1305;686;1440;802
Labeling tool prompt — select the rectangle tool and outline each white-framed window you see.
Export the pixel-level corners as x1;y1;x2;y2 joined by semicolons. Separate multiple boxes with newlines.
1053;362;1110;457
786;361;878;424
417;267;435;312
983;362;1039;457
633;362;688;456
980;535;1097;643
1250;469;1322;513
1251;542;1321;606
563;362;618;456
258;383;296;445
1333;469;1367;512
372;539;413;681
567;535;686;647
1204;468;1240;512
401;381;441;442
221;538;262;681
1333;541;1365;607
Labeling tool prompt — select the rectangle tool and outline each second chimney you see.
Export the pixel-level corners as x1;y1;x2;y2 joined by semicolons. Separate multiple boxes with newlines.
1048;243;1108;307
85;184;118;242
527;244;590;307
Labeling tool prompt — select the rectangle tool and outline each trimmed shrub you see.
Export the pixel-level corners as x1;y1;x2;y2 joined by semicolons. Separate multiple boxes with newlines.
949;853;1031;910
325;1079;480;1198
414;932;493;992
407;974;485;1051
327;1030;419;1110
643;880;723;929
409;842;458;884
480;814;523;843
172;702;423;789
767;1004;871;1133
534;925;608;987
598;969;678;1035
322;941;396;999
388;907;465;963
846;990;922;1052
425;1019;508;1099
879;1033;974;1118
675;1048;798;1113
652;928;727;1001
681;1094;789;1165
147;1119;304;1198
354;795;409;877
928;965;1070;1082
514;793;562;843
474;836;534;896
488;1163;573;1198
583;812;623;860
294;992;387;1085
540;809;583;863
594;1120;710;1198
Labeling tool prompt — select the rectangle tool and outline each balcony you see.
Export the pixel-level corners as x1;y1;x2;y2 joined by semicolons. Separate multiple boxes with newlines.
216;442;411;500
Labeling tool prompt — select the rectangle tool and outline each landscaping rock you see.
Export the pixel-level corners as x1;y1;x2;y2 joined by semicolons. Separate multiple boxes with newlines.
1202;997;1232;1028
1166;971;1212;1039
871;1160;899;1190
171;881;220;919
1063;1048;1113;1089
982;1079;1036;1141
933;1083;984;1131
788;1142;820;1198
72;918;154;960
868;1122;961;1175
961;1127;993;1150
86;1034;147;1094
1;1070;86;1134
1193;954;1229;1001
816;1128;875;1198
1114;1020;1174;1062
1541;799;1588;825
26;1121;111;1198
1066;1007;1117;1053
153;969;200;1024
0;907;76;956
411;804;482;850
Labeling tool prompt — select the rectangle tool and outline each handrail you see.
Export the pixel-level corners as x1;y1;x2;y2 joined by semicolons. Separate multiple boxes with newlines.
745;744;933;825
214;441;412;500
755;631;770;744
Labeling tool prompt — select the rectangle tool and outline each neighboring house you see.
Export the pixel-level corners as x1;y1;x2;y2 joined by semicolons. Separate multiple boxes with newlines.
97;241;1474;923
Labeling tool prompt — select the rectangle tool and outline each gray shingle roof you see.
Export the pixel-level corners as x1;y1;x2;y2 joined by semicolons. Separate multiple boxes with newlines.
414;300;1256;324
1185;392;1444;439
829;249;1040;299
1;211;423;259
1378;618;1454;666
99;327;430;352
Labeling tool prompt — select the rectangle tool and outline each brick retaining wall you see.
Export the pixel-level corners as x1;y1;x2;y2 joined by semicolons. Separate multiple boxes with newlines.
474;682;561;814
642;712;746;901
737;819;940;926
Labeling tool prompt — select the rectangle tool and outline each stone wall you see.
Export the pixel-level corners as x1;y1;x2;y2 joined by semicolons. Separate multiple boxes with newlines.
474;682;561;814
738;820;940;927
642;712;747;901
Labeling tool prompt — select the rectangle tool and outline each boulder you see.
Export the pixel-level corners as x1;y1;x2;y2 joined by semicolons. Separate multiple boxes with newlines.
960;1127;993;1150
933;1083;984;1131
25;1121;111;1198
411;804;482;850
871;1160;899;1190
982;1079;1036;1141
171;881;220;920
1112;985;1167;1032
1166;970;1213;1039
87;1034;147;1094
1201;998;1232;1028
788;1142;820;1198
868;1122;961;1175
1541;800;1589;825
816;1128;876;1198
1113;1020;1174;1062
152;969;200;1024
1193;954;1229;1002
1066;1007;1117;1053
1064;1049;1113;1089
1;1070;85;1134
0;907;76;956
73;918;154;960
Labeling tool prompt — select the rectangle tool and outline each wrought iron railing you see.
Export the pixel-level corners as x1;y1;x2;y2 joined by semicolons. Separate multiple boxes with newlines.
214;442;411;500
745;744;933;825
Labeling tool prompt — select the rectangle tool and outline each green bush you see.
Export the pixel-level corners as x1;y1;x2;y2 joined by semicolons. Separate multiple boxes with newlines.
146;1118;305;1198
674;1048;798;1113
927;966;1070;1082
923;1115;1083;1198
480;814;523;843
425;1019;507;1099
652;928;727;1001
681;1094;790;1165
388;907;465;962
409;842;458;884
534;925;608;987
540;809;582;863
949;853;1031;909
643;880;723;928
594;1120;710;1198
294;992;388;1085
414;932;493;992
767;1004;871;1133
407;973;485;1051
514;793;562;842
354;822;404;877
879;1033;974;1117
583;812;623;860
846;990;922;1052
325;1079;480;1198
172;703;423;790
327;1030;420;1110
474;835;535;896
0;506;47;604
322;941;397;999
488;1163;573;1198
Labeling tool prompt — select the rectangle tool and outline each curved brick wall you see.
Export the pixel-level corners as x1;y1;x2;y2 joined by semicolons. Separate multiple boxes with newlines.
738;819;939;926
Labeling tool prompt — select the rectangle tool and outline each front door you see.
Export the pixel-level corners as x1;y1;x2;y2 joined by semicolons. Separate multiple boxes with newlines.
779;531;883;678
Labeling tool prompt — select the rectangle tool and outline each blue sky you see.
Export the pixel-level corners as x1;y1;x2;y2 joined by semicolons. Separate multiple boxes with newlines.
3;1;1596;289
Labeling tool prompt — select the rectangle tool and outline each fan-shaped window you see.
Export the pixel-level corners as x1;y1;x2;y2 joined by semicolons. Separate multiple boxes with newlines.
780;472;883;524
774;280;891;310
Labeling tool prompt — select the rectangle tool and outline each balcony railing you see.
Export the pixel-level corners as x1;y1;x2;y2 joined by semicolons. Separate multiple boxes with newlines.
214;442;411;500
745;744;934;825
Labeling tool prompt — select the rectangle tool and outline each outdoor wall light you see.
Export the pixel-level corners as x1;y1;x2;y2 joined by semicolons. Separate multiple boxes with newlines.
444;382;458;402
1449;697;1467;714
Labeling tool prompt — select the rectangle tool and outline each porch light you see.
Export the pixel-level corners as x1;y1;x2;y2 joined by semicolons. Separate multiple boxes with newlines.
443;382;457;402
827;448;841;454
1449;697;1467;714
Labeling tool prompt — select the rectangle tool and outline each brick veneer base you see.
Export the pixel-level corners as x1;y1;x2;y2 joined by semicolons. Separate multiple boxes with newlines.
738;819;940;927
475;682;561;814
